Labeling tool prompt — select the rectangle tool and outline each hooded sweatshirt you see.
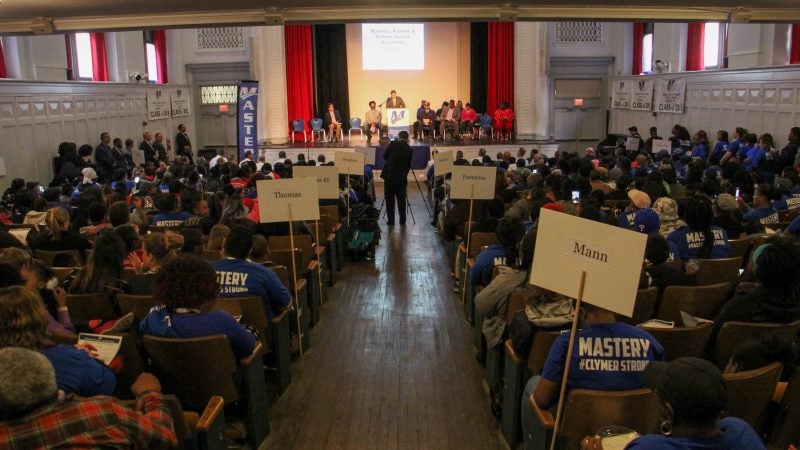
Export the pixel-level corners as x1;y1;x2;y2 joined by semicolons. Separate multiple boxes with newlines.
709;287;800;348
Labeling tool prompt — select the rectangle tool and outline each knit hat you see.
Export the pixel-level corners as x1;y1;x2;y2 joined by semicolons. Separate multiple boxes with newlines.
627;189;651;209
653;197;679;222
716;193;738;212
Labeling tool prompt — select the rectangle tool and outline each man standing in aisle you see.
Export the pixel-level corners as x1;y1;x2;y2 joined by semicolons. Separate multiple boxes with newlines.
153;132;169;162
381;131;413;226
385;90;406;109
363;100;382;146
94;132;115;181
323;103;343;143
175;124;191;156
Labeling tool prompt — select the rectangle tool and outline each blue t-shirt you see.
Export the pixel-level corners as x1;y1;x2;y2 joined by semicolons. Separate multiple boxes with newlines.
786;215;800;236
213;258;291;319
727;138;742;158
541;322;664;391
470;244;507;286
667;226;729;261
139;306;257;360
736;142;752;159
691;144;708;160
772;195;800;211
625;417;765;449
744;146;765;171
710;141;728;162
40;344;116;397
742;207;778;225
152;211;191;227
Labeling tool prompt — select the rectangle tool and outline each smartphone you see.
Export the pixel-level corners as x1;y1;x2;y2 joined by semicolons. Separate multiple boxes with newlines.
735;188;740;199
199;174;204;180
38;185;45;194
134;176;140;184
571;190;580;204
532;169;538;174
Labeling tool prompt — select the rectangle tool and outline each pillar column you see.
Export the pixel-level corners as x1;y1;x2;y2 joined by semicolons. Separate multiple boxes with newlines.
250;25;289;145
514;22;549;140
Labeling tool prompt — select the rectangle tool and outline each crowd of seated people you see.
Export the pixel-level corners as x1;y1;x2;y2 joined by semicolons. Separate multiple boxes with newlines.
409;99;515;141
427;122;800;449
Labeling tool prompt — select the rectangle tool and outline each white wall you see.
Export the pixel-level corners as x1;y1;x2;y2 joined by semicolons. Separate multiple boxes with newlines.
652;23;687;73
549;22;630;76
167;28;252;85
609;66;800;149
0;81;195;190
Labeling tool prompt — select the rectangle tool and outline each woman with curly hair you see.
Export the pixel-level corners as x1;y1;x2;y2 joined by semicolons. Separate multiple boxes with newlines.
139;255;257;359
0;285;116;396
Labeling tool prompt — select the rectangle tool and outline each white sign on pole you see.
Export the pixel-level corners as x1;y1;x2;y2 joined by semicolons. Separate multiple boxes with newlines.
625;137;640;152
611;80;631;110
146;89;171;121
292;166;339;200
354;146;376;165
530;208;647;317
450;166;496;200
654;78;686;114
132;149;145;167
651;138;672;154
433;150;454;177
631;78;654;111
256;178;320;223
170;88;191;118
335;151;366;175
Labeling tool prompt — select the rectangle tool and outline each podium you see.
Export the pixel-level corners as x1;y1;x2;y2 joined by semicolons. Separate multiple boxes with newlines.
385;108;410;139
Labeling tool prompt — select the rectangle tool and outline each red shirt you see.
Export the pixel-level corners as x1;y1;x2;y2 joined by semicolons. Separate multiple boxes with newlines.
0;392;177;450
461;108;477;122
493;107;515;126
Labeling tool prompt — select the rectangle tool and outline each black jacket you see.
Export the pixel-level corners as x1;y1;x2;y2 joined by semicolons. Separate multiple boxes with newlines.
381;140;413;184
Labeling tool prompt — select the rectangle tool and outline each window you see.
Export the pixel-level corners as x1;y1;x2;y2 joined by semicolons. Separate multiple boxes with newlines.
704;22;721;69
143;31;158;83
642;23;654;73
200;85;237;104
73;33;94;80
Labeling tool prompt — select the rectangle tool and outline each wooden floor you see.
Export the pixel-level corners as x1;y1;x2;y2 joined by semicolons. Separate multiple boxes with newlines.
263;185;503;449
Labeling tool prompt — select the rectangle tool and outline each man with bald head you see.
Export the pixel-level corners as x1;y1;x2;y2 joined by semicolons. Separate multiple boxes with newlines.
139;131;157;163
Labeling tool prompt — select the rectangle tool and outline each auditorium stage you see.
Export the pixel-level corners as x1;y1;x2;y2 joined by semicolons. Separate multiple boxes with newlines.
256;137;559;166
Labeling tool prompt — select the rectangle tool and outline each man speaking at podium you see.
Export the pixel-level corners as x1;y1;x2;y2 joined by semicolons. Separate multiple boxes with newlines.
385;90;406;109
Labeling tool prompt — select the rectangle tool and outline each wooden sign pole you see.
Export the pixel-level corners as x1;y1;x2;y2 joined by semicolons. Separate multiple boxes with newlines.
548;270;587;450
314;220;324;305
346;169;351;227
460;184;475;305
287;203;304;357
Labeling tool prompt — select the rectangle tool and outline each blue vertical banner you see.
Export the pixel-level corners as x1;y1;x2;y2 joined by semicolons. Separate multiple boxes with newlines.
237;80;259;162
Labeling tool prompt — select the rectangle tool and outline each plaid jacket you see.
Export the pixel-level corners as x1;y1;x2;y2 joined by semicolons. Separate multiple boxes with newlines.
0;391;177;449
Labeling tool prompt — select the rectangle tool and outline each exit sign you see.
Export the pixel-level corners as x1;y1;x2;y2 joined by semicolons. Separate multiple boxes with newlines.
218;104;229;112
573;98;584;107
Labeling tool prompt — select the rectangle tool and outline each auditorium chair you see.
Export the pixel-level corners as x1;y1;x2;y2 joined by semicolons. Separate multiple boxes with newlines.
319;205;345;271
143;336;270;449
318;213;340;284
162;394;227;450
265;259;310;353
768;370;800;450
307;216;335;290
656;282;731;324
713;320;800;369
310;118;326;142
65;292;119;323
290;119;307;143
478;115;493;140
202;247;222;261
51;266;78;283
527;388;661;450
616;287;658;326
693;257;743;286
501;332;561;447
638;322;714;361
723;361;783;432
348;118;364;142
726;238;752;260
459;231;499;325
35;249;83;267
213;296;292;393
116;293;157;323
267;235;324;327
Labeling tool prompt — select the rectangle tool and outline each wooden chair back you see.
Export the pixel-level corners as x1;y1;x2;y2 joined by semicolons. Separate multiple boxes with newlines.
639;322;714;361
66;293;117;322
527;331;561;375
657;282;730;323
319;205;340;225
202;247;221;261
768;371;800;450
269;265;293;291
116;294;157;321
505;291;526;325
559;389;661;449
268;235;313;272
269;249;305;282
35;249;84;267
723;361;783;432
468;232;498;258
714;321;800;368
618;287;658;326
214;296;269;337
726;239;751;260
149;225;184;234
121;267;137;283
694;257;743;286
51;267;78;283
143;334;239;411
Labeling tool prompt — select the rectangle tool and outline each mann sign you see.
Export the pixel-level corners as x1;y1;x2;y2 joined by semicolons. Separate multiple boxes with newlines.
237;81;259;162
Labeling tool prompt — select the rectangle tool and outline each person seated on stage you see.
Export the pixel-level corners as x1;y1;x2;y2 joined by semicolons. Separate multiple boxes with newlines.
0;347;178;449
439;99;461;141
385;89;405;109
418;102;437;139
414;99;426;139
493;101;515;141
363;100;382;145
323;102;343;143
460;102;478;139
522;301;665;448
434;101;448;136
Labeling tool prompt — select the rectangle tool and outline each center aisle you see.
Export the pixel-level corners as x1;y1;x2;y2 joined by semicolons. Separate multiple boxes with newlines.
263;184;504;449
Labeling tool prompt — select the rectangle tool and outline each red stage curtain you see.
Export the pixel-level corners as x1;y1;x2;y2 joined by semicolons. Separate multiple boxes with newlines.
791;24;800;64
285;25;314;136
90;32;109;81
152;30;168;84
0;40;7;78
685;23;705;71
632;23;645;75
487;22;514;114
